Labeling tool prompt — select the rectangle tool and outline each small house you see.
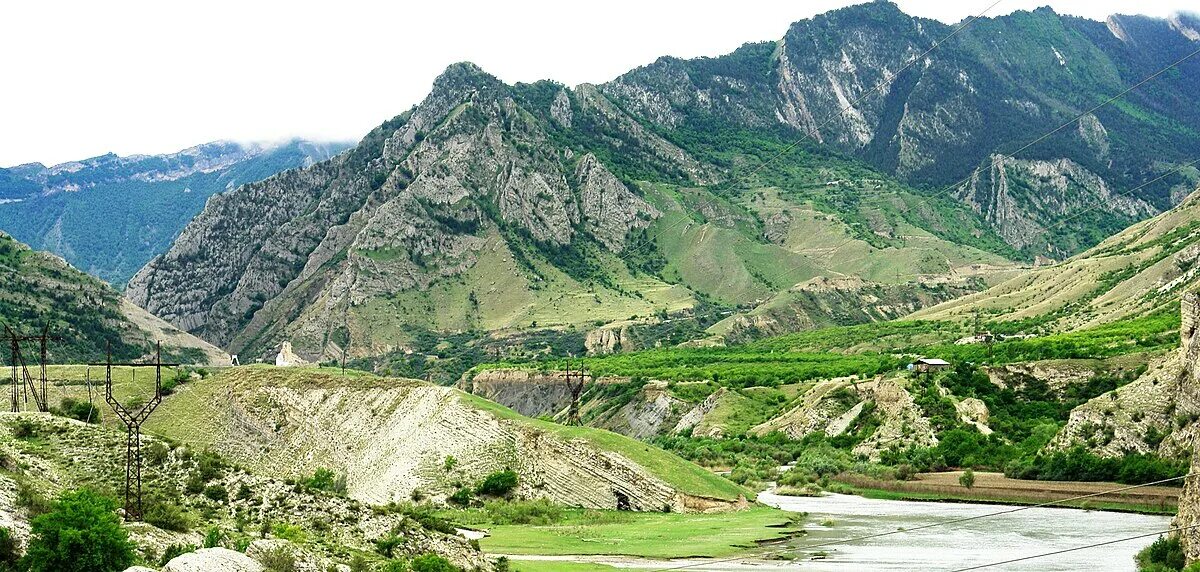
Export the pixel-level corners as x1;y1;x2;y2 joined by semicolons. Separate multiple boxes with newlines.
912;357;951;373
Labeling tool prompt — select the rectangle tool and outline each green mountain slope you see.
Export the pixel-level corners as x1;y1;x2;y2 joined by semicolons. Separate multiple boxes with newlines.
912;185;1200;332
603;2;1200;259
0;232;223;363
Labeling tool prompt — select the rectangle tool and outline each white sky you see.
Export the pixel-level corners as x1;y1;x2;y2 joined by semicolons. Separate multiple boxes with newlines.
1;0;1195;167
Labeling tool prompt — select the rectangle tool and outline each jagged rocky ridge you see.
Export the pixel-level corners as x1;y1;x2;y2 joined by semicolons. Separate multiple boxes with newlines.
601;2;1200;255
130;2;1200;362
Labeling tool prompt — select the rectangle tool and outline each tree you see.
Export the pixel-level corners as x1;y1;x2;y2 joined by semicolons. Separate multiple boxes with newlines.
0;527;19;572
22;489;134;572
959;469;976;489
475;471;519;497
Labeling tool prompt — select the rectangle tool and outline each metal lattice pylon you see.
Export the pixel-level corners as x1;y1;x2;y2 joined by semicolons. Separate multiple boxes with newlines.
564;359;590;426
4;325;60;413
96;341;177;521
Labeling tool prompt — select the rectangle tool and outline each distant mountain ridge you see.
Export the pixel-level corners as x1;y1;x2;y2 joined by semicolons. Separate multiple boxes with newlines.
0;139;352;285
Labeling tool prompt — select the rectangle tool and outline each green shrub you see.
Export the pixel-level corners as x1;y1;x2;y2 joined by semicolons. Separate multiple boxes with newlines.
158;544;195;566
15;480;51;516
184;472;205;494
448;488;472;506
258;547;296;572
203;484;228;502
374;534;404;558
306;468;336;491
349;554;370;572
57;398;101;424
1135;535;1185;571
10;419;36;439
271;523;306;543
203;526;224;548
959;469;975;489
482;499;564;525
21;489;134;572
144;498;190;532
381;560;409;572
411;554;460;572
304;468;348;495
475;471;518;497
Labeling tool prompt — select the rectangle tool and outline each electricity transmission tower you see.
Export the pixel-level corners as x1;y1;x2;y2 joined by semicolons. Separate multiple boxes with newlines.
3;325;61;413
95;342;177;521
564;359;590;426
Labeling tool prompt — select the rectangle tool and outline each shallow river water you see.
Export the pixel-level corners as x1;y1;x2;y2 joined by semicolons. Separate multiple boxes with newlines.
755;491;1173;571
518;492;1174;571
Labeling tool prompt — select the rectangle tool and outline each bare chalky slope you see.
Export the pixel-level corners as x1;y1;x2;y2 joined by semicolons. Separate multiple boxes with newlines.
145;367;748;512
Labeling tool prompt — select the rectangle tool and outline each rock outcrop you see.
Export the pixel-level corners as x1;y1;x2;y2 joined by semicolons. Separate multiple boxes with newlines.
162;548;264;572
274;341;310;367
1051;293;1200;457
1167;292;1200;563
751;376;937;460
148;368;746;513
466;369;579;418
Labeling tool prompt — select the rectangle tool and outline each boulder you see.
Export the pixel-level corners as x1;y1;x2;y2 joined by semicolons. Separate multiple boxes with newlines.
162;548;264;572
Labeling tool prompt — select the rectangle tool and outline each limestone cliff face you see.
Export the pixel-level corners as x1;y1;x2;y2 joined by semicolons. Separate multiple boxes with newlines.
751;376;936;460
1173;292;1200;562
466;369;577;418
954;155;1157;256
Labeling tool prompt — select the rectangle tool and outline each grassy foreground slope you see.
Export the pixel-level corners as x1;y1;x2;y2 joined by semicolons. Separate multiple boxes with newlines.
144;366;747;506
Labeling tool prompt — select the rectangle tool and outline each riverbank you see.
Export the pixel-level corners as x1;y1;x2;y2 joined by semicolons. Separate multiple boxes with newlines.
442;504;799;560
828;471;1179;515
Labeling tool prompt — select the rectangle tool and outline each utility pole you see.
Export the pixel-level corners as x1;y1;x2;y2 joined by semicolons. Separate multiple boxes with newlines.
564;359;590;426
95;342;178;521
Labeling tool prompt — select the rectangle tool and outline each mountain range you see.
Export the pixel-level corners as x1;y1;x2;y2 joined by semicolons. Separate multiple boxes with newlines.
0;139;350;285
122;2;1200;363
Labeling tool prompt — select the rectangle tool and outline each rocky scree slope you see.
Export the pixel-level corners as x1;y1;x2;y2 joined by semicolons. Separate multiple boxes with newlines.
0;413;491;571
0;139;350;285
143;367;749;512
0;232;222;363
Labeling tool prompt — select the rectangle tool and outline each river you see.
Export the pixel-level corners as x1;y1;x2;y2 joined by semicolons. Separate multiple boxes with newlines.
756;491;1173;571
514;492;1174;571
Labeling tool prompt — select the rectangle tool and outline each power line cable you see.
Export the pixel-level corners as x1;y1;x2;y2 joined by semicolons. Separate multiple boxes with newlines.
646;472;1195;571
945;523;1200;572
